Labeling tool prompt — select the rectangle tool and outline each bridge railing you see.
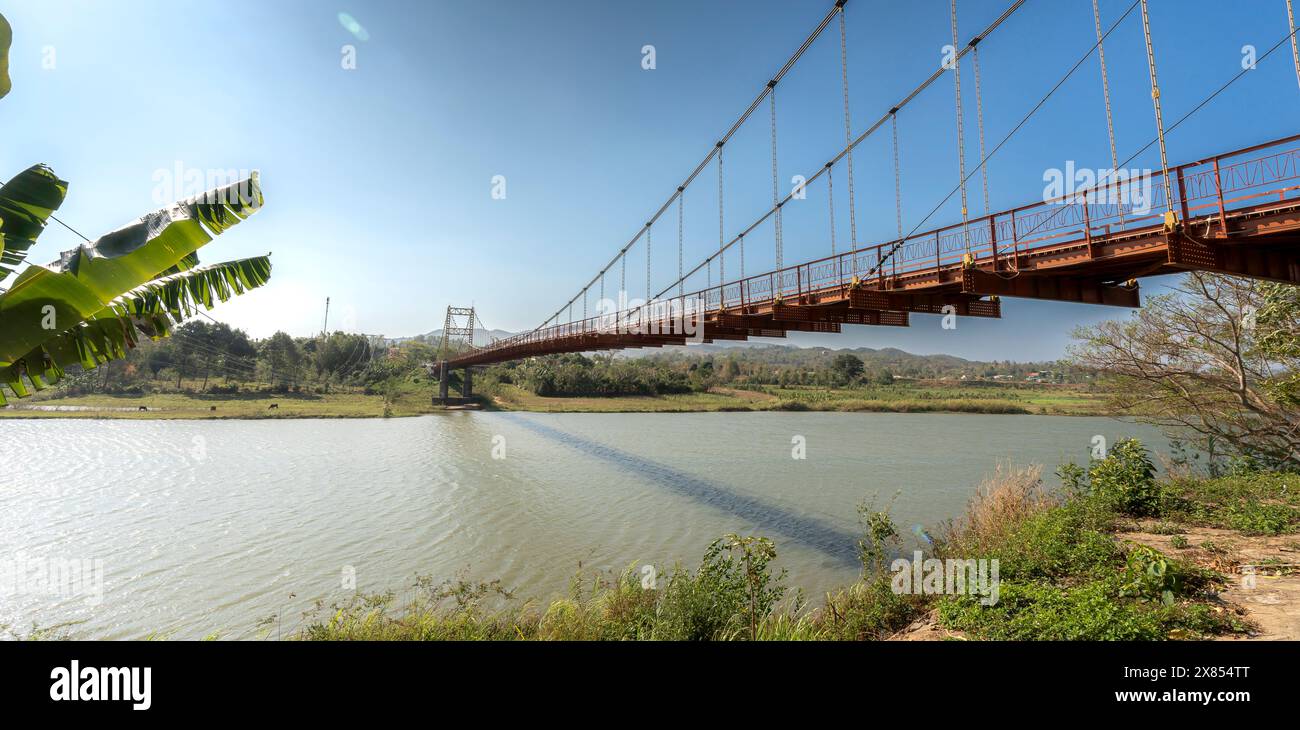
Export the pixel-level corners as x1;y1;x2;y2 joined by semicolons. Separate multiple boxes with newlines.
460;135;1300;362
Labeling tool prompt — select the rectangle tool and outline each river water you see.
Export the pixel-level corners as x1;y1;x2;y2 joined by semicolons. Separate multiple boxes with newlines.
0;412;1169;639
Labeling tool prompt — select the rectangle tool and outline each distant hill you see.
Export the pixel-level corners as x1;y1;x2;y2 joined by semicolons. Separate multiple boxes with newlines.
391;328;516;345
634;342;1069;380
392;330;1065;376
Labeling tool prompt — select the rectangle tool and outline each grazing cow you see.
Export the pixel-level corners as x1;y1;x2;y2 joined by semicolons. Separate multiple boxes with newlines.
268;403;279;410
209;406;217;411
138;406;148;412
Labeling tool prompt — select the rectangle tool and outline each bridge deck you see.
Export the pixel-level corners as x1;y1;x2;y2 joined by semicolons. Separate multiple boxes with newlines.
448;134;1300;369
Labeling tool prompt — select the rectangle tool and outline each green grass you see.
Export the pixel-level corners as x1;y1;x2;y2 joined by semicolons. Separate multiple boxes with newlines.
0;379;447;419
1158;472;1300;536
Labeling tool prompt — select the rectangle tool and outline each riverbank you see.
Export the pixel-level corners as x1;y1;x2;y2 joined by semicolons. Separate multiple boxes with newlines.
0;390;434;419
2;380;1113;419
489;382;1112;415
298;444;1299;641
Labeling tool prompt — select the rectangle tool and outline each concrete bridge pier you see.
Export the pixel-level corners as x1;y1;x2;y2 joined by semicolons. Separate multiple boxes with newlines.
461;368;473;398
437;361;449;402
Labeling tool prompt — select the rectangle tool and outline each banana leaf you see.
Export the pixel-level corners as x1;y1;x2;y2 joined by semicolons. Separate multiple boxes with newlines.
0;12;11;100
0;165;70;279
0;172;263;368
0;255;272;404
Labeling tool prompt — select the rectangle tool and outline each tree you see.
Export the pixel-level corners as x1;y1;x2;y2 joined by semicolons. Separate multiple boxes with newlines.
1069;272;1300;469
830;353;864;384
314;332;372;382
261;332;305;386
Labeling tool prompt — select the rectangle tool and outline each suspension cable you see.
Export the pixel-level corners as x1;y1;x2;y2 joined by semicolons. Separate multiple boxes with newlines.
950;0;972;258
1289;0;1300;92
533;0;845;332
1139;0;1175;224
645;222;652;303
717;143;726;285
972;43;990;215
769;81;783;271
838;2;858;247
892;112;904;239
677;188;684;298
871;0;1136;277
826;164;837;256
1093;0;1123;227
620;0;1030;323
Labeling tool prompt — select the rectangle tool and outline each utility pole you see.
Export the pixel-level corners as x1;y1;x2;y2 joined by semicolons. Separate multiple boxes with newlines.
321;297;331;336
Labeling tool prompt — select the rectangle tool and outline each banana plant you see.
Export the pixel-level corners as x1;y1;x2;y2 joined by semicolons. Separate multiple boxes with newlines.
0;12;11;100
0;165;271;405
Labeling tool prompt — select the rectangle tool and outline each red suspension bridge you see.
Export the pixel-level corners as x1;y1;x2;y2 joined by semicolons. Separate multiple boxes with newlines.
437;0;1300;400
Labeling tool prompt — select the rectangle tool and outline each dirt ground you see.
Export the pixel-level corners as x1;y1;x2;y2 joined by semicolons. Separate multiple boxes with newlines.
1120;524;1300;641
887;525;1300;641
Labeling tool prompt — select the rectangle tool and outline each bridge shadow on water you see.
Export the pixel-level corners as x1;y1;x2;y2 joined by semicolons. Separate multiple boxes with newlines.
497;414;862;568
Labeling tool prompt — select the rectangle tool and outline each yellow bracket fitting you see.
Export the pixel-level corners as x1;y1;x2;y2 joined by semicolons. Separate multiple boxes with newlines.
962;252;975;268
1163;210;1178;232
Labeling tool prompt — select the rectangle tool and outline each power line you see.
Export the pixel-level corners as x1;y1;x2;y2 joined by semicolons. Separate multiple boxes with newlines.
49;214;91;243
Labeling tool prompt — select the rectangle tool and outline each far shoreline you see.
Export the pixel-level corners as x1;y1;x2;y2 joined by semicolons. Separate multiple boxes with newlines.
0;381;1120;420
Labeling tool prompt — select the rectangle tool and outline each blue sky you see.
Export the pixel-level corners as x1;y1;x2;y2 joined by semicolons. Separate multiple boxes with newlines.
2;0;1297;361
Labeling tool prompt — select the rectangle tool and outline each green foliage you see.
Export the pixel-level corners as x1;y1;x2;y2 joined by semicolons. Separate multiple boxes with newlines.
1088;439;1163;517
1222;501;1297;536
1118;544;1180;606
1160;471;1300;535
0;12;10;100
654;535;785;641
856;497;901;576
719;534;786;640
937;575;1239;640
821;575;926;640
939;578;1165;640
829;353;864;384
1255;281;1300;407
491;353;694;397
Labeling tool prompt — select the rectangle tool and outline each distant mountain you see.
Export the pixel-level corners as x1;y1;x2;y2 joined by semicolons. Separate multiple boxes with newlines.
391;328;517;345
392;330;1061;372
633;342;1067;377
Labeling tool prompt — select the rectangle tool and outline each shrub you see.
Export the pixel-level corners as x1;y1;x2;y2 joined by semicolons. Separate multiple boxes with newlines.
1223;501;1297;535
938;578;1167;640
651;536;784;641
821;575;927;640
1089;438;1163;516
